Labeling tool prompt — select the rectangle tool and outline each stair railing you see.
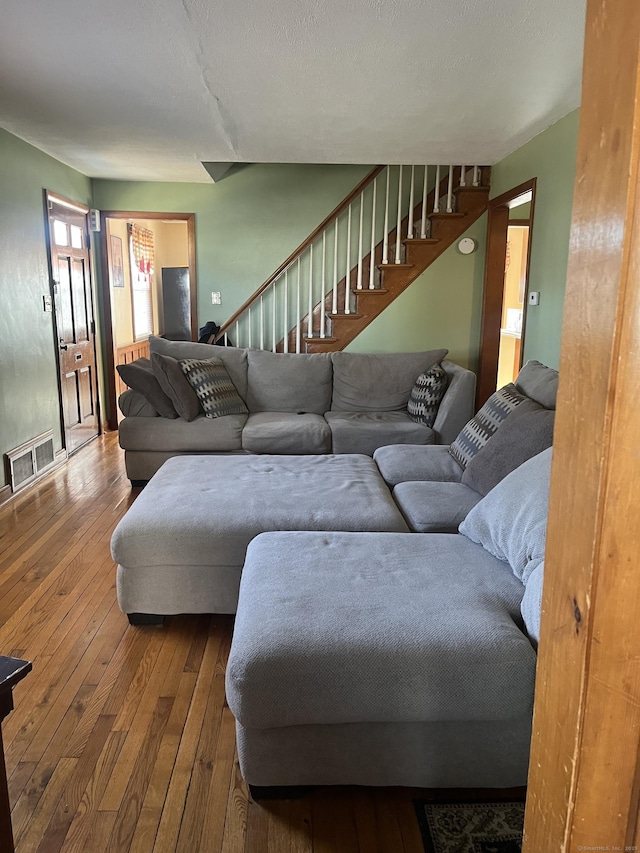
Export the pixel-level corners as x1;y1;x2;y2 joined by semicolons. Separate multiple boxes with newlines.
216;165;483;352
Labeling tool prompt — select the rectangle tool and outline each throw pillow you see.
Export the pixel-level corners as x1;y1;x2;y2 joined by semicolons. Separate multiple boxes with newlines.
461;403;555;495
116;358;178;419
407;364;449;428
448;383;529;469
151;352;202;422
459;447;552;583
180;358;249;418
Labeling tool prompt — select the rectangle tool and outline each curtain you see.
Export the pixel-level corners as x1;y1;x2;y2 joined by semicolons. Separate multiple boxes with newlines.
128;224;155;339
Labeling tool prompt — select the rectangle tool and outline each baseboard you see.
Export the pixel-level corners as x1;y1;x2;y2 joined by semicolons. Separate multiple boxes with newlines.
0;484;11;507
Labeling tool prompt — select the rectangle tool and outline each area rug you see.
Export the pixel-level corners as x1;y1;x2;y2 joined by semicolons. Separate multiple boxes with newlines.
413;800;525;853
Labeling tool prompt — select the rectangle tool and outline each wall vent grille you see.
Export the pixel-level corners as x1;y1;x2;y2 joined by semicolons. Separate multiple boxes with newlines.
5;430;59;493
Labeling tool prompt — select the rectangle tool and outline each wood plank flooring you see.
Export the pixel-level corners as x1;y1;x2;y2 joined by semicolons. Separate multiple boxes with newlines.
0;434;512;852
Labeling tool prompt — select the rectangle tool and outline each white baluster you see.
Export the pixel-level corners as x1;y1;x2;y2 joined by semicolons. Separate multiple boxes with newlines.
382;167;390;264
260;295;264;350
369;176;377;289
420;165;428;239
308;245;313;337
320;231;326;337
332;218;339;313
357;193;364;289
395;165;403;264
446;166;454;213
283;268;289;352
248;306;252;348
296;257;301;353
407;165;415;238
472;165;480;187
272;280;277;352
433;165;441;213
345;204;352;313
459;166;466;187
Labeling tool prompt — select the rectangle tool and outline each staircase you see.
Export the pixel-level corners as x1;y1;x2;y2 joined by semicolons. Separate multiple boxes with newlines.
216;165;490;352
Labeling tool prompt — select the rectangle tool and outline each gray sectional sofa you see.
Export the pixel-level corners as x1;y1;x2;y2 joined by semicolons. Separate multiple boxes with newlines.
117;336;476;481
111;358;558;790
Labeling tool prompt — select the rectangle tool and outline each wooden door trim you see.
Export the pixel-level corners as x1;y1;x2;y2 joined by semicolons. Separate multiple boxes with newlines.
523;0;640;847
476;178;537;407
98;211;197;431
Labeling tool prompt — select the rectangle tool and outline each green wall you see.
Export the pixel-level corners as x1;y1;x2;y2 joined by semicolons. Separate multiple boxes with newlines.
348;111;580;371
92;164;371;327
0;129;93;488
490;110;580;369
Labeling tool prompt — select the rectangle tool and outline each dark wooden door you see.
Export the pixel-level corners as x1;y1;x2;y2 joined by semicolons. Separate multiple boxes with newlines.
47;196;100;453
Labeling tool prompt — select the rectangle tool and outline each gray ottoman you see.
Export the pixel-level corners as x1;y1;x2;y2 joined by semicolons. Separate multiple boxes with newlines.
111;454;408;619
226;529;536;789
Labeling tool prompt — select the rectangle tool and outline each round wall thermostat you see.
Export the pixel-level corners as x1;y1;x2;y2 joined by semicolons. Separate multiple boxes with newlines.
457;237;478;255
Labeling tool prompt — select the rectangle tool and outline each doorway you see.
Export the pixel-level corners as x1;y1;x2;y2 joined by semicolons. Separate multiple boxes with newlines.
476;180;536;407
98;211;197;430
46;192;100;454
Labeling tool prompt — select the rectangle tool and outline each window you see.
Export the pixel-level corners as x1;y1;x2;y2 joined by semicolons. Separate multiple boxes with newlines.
128;224;155;340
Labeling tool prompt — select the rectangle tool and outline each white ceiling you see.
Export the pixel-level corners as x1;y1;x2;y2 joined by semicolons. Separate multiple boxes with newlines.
0;0;586;183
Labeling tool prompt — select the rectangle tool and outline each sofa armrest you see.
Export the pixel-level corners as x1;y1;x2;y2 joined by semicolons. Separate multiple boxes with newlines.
373;444;463;487
118;390;159;418
432;360;476;445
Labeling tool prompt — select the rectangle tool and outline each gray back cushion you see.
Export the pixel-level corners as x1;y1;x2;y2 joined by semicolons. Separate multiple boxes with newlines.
246;350;333;414
461;403;555;495
149;336;248;399
520;560;544;644
515;360;559;409
331;349;448;412
459;447;552;583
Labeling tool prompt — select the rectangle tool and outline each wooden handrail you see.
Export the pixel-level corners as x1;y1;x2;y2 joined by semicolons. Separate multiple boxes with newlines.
216;165;385;338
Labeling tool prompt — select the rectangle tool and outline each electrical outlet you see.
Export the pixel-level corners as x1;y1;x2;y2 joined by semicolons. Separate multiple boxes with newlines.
43;294;52;312
528;291;540;306
211;291;221;305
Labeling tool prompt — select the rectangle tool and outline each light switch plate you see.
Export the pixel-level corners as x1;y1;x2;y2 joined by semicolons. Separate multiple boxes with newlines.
211;291;221;305
528;291;540;306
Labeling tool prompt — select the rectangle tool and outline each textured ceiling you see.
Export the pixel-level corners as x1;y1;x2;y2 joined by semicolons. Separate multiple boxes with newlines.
0;0;586;182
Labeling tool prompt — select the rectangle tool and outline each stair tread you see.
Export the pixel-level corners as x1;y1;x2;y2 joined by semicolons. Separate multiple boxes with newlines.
303;335;337;341
429;212;466;219
455;185;490;193
329;312;364;319
402;238;440;245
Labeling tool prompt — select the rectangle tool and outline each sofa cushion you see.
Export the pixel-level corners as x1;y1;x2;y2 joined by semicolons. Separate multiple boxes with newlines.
331;350;448;412
515;360;559;410
448;383;529;469
520;560;544;645
180;358;248;419
116;358;178;419
407;363;449;427
245;350;333;415
325;411;434;456
118;412;247;452
226;530;534;729
242;412;331;454
392;481;483;532
461;404;555;495
459;448;552;583
373;444;464;487
118;389;159;418
149;336;249;400
150;352;201;421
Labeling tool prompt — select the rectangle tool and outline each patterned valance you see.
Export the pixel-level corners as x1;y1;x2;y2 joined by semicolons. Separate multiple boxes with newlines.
128;223;155;276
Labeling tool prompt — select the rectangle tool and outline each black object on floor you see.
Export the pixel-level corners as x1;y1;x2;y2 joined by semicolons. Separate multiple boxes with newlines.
413;800;525;853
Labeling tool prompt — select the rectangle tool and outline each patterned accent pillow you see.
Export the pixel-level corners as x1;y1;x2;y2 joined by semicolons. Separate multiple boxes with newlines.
407;364;449;428
448;383;528;469
179;358;248;419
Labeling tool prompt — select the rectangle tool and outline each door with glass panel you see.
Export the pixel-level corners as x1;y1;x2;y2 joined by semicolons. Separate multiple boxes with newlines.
47;193;100;453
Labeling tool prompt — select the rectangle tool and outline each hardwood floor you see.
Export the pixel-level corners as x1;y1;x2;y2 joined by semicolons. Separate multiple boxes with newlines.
0;435;518;852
